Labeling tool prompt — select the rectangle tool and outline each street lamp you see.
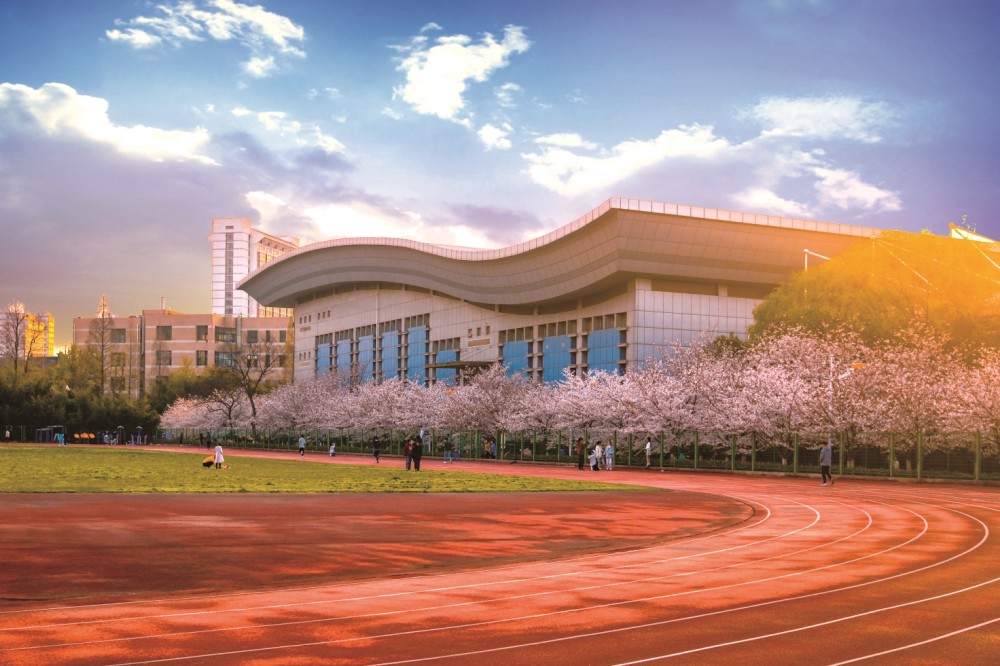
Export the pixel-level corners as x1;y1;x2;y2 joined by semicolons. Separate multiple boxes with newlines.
804;248;831;271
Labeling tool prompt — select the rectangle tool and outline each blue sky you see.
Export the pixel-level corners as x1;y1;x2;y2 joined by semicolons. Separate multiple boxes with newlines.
1;0;998;348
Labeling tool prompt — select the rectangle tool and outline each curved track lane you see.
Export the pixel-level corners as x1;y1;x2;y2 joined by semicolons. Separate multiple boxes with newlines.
1;455;997;665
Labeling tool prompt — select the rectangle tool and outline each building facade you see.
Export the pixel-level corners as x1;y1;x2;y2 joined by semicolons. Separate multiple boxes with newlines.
209;217;300;318
1;307;55;363
240;198;883;386
72;309;291;397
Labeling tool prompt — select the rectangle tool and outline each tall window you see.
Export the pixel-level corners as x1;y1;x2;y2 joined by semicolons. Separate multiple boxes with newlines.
156;326;172;341
156;350;172;366
196;325;208;341
246;330;259;344
196;350;208;366
111;328;126;343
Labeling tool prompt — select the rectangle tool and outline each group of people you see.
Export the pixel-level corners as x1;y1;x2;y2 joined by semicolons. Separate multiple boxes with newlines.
402;435;423;470
575;438;617;471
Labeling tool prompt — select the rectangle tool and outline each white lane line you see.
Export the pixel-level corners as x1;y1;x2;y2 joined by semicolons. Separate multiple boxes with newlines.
8;500;874;654
827;616;1000;665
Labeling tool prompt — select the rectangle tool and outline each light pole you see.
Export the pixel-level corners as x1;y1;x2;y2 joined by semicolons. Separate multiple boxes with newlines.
804;248;831;271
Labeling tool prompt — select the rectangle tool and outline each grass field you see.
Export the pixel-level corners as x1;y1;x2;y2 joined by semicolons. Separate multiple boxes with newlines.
0;446;641;493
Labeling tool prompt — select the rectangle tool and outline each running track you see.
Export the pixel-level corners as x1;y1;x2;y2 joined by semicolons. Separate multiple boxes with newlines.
1;451;998;665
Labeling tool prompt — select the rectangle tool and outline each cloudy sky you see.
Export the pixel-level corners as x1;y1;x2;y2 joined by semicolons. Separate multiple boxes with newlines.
1;0;998;349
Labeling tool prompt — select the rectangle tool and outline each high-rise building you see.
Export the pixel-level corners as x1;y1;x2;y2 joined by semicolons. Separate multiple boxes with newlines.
1;304;54;360
209;217;299;318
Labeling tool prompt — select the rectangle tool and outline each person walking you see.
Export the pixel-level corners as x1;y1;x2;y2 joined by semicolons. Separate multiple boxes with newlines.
605;440;615;471
329;441;336;457
576;438;586;470
298;435;306;457
412;436;423;471
820;441;834;486
443;439;453;463
214;443;225;469
594;441;604;470
645;436;653;469
372;436;381;463
404;437;414;470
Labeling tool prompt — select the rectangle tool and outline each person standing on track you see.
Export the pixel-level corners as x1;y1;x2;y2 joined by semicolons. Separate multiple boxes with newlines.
298;435;306;457
412;435;423;471
576;437;586;470
605;440;615;471
372;436;382;464
820;441;834;486
645;436;653;468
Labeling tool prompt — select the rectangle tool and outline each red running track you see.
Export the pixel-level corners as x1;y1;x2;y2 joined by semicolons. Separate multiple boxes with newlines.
1;451;998;665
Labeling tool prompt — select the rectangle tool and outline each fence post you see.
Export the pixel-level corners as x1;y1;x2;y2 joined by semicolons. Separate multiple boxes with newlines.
659;431;665;468
693;431;699;470
730;434;736;471
974;431;981;482
917;431;924;481
838;431;845;476
888;433;894;478
792;433;799;474
750;432;756;472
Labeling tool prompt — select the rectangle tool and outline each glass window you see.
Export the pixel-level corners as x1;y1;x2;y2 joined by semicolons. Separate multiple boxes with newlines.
215;327;237;343
196;325;208;341
111;328;126;343
246;330;259;344
196;350;208;366
156;350;172;366
156;326;172;341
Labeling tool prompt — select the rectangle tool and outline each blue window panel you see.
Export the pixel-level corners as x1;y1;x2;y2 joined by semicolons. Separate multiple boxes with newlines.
335;339;352;374
381;332;400;379
542;335;571;383
358;335;375;383
407;326;427;382
316;343;332;378
436;349;457;386
588;328;620;375
502;340;529;376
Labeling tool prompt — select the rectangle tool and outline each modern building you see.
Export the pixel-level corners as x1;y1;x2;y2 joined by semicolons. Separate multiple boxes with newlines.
240;197;884;386
1;306;54;361
209;217;300;318
72;309;291;397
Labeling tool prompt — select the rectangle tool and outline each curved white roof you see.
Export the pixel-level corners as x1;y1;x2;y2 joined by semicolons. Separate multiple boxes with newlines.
239;197;881;309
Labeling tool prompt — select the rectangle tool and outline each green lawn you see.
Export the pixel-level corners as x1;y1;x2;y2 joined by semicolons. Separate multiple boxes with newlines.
0;446;640;493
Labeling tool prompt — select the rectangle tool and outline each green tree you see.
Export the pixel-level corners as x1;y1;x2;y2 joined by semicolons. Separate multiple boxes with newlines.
750;230;1000;349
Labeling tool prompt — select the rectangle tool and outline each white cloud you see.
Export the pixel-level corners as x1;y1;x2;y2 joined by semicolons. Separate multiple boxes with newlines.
381;107;404;120
105;28;162;49
733;187;813;218
478;123;513;150
746;96;895;143
243;55;276;78
0;82;215;164
392;25;530;123
496;82;522;108
534;133;598;149
230;106;345;153
303;200;499;249
812;167;902;212
523;124;733;196
107;0;305;77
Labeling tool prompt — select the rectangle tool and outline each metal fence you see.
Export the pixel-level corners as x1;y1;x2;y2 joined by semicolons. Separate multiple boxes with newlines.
153;427;1000;483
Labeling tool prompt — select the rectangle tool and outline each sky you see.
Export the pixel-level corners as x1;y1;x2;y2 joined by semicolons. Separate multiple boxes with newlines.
1;0;998;350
